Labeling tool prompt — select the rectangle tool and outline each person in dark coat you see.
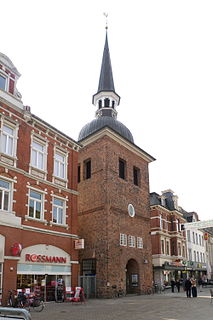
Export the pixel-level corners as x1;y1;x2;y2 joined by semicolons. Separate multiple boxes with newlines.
191;278;197;297
176;279;180;292
171;279;175;293
185;278;192;298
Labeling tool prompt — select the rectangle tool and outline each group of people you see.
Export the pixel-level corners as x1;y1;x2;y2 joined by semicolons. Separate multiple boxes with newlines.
171;277;199;298
170;279;181;293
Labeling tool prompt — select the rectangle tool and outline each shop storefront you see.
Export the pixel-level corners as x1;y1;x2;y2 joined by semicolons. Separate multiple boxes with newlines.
17;244;71;301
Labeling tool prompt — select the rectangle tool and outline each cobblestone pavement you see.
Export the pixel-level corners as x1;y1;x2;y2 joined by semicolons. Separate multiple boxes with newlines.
30;287;213;320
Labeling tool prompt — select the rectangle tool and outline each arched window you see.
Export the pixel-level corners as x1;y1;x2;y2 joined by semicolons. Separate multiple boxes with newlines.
98;100;102;108
104;98;110;107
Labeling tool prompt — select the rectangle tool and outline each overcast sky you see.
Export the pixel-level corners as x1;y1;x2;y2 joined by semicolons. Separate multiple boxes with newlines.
1;0;213;221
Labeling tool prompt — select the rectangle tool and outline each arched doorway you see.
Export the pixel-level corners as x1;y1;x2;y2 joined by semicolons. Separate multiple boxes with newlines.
126;259;139;294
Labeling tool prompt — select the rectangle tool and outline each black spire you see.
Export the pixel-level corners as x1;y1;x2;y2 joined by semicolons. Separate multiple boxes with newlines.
97;31;115;92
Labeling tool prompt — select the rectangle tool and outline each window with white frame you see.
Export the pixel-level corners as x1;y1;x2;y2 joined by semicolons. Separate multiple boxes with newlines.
31;139;46;171
199;234;201;246
1;123;16;157
54;151;66;179
192;232;195;243
120;233;127;246
159;215;162;229
137;237;143;248
197;251;199;262
0;74;6;90
194;250;196;261
128;235;136;247
187;230;191;242
52;197;65;224
28;190;43;220
200;252;202;262
0;179;11;211
188;248;192;260
203;253;205;263
195;233;198;244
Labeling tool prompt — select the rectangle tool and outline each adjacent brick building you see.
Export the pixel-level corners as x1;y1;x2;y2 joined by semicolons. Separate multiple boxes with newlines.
0;52;81;305
150;190;187;285
77;30;155;297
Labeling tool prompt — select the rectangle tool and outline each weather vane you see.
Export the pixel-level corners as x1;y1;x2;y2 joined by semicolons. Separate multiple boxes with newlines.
103;12;108;30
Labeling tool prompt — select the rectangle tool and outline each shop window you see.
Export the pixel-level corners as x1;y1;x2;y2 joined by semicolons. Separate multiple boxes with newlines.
0;179;11;211
1;123;17;157
31;138;47;171
0;74;6;90
54;150;67;180
120;233;127;246
133;166;140;186
84;159;91;179
137;237;143;249
52;197;65;225
28;190;44;220
119;158;126;180
128;235;136;248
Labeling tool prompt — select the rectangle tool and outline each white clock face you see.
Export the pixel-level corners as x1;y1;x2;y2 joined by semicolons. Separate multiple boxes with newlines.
128;204;135;217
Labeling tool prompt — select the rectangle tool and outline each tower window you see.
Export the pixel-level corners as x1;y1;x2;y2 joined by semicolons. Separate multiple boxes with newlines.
98;100;102;108
119;158;126;179
112;101;115;108
133;166;140;186
84;159;91;179
104;98;110;107
78;164;81;183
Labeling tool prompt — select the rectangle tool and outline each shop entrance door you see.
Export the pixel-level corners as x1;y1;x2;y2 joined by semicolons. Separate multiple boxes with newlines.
79;276;96;298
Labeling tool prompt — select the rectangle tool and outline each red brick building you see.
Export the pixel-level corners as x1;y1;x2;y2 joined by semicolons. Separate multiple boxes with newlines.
0;52;80;304
77;31;155;297
150;190;187;286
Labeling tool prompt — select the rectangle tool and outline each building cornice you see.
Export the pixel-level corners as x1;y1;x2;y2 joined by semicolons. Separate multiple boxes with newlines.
81;127;155;163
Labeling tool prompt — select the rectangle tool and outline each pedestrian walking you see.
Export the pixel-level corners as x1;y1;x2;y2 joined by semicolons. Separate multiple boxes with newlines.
198;278;203;292
171;278;175;293
191;278;197;298
176;279;180;293
185;278;192;298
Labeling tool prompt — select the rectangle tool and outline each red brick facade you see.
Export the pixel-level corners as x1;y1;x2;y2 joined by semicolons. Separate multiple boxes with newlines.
150;191;187;285
0;54;80;305
78;131;154;297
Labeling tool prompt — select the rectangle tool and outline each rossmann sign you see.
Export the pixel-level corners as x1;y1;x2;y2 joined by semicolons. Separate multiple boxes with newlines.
25;254;67;263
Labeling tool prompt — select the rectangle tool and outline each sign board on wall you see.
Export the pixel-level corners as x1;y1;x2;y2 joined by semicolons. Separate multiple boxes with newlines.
75;239;84;250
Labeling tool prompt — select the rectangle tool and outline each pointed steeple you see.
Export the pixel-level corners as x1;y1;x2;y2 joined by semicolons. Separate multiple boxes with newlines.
92;28;120;118
98;31;115;92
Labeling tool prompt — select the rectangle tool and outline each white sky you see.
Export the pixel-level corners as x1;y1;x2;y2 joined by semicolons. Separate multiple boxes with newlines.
1;0;213;221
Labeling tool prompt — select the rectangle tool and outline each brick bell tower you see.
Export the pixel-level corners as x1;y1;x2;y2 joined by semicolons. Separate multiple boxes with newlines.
77;26;155;298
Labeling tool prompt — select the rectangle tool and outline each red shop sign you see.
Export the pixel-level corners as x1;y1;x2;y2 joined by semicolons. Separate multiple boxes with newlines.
11;243;22;256
25;254;67;263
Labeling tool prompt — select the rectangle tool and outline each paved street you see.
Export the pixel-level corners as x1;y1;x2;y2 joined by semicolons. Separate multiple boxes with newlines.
29;287;213;320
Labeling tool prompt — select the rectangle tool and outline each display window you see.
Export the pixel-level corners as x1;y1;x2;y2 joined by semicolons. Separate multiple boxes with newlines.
17;274;68;302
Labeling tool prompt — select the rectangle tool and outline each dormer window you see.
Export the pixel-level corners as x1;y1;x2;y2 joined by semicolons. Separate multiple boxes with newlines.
0;74;6;90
